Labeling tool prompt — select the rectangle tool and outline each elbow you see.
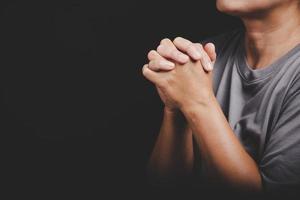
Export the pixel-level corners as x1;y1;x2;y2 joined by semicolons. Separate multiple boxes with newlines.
227;169;263;194
146;165;172;188
242;173;263;193
145;161;174;188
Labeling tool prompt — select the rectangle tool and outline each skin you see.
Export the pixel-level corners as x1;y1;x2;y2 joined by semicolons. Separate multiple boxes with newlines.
144;0;300;192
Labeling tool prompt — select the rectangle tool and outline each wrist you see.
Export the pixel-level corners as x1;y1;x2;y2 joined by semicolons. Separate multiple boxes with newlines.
181;94;218;119
164;107;181;116
164;107;188;128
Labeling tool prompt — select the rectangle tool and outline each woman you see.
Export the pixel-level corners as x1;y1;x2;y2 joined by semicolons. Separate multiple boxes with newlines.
142;0;300;195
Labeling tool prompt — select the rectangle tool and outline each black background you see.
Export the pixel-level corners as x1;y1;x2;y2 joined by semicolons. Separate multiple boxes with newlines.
1;0;242;198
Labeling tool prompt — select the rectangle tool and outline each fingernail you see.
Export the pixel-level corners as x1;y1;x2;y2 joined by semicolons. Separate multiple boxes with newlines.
161;60;175;69
207;62;213;71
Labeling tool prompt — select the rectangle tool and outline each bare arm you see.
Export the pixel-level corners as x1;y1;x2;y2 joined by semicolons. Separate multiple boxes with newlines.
146;108;194;186
182;96;262;192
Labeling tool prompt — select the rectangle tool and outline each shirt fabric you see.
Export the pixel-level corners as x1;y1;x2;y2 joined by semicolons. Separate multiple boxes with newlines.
200;29;300;192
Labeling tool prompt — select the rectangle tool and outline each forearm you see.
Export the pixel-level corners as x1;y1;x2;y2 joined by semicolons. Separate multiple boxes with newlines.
181;96;262;192
147;107;194;185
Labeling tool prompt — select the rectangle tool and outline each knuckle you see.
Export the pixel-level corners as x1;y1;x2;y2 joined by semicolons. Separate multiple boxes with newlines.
160;38;171;45
187;44;202;59
187;43;196;52
173;37;182;44
147;50;156;60
170;49;180;58
156;44;164;53
195;43;203;48
157;44;172;55
158;60;166;67
197;52;203;59
194;43;204;52
195;43;205;57
199;54;206;62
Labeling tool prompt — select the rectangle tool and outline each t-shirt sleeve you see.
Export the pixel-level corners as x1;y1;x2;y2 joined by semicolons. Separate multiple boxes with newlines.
259;81;300;193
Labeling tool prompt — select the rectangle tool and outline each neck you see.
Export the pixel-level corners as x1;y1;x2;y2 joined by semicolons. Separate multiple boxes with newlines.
241;3;300;69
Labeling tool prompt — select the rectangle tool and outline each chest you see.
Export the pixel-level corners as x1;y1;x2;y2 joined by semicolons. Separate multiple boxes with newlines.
213;65;286;161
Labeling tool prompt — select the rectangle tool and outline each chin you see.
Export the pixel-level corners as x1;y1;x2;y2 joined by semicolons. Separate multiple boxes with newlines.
216;0;282;16
216;0;244;15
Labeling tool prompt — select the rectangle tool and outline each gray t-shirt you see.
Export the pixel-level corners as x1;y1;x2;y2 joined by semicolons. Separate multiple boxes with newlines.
202;29;300;192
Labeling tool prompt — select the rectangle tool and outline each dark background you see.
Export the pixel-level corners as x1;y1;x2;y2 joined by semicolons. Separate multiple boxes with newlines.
1;0;242;198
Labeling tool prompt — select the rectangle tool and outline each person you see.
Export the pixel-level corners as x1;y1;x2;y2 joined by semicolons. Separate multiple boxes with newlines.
142;0;300;195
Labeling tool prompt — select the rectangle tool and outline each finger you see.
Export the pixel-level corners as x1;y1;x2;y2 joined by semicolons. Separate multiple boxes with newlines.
173;37;213;71
147;50;161;61
194;43;213;71
148;59;175;71
142;64;163;86
204;43;217;62
173;37;203;60
157;38;189;64
147;50;175;71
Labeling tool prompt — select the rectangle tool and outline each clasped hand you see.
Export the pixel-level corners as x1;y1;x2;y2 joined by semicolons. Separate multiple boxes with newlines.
142;37;217;112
